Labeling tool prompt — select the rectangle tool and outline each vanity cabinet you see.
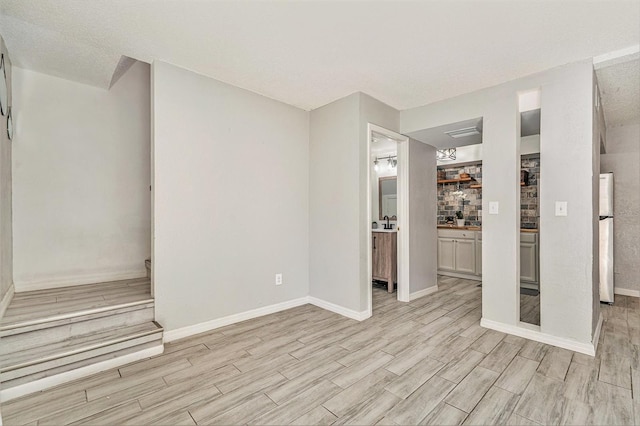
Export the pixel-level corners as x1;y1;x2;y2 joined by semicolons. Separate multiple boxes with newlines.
437;229;476;276
372;232;397;293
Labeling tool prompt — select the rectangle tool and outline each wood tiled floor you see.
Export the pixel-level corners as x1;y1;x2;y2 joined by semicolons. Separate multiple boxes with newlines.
2;276;638;425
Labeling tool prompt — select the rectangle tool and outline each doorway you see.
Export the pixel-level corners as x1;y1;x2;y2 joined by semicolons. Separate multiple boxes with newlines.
367;124;409;315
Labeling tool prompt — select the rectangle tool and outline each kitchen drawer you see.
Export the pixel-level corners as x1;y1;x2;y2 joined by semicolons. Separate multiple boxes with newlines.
520;232;537;243
438;229;476;240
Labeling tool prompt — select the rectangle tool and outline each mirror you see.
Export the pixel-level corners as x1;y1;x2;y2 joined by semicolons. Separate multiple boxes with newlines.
0;54;7;116
379;177;397;220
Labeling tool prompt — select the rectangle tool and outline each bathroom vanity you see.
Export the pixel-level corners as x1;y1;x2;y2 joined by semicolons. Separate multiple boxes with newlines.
372;230;397;293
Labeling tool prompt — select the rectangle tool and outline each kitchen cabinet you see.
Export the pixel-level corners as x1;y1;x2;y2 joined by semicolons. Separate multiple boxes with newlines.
520;233;538;285
437;229;538;284
437;229;476;276
372;231;397;293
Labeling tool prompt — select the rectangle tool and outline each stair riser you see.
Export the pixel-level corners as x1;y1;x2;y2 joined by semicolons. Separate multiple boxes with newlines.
1;306;154;353
1;332;162;383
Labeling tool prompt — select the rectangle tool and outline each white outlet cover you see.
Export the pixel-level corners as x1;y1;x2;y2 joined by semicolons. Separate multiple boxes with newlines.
489;201;499;215
555;201;568;216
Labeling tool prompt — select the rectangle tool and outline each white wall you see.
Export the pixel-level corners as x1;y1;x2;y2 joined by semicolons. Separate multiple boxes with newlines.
0;36;13;301
152;61;309;332
309;93;361;313
600;123;640;295
12;63;151;290
309;93;400;315
408;139;437;295
401;60;599;348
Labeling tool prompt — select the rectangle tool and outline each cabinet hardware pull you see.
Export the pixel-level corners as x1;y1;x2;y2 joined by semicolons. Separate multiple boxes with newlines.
373;236;376;249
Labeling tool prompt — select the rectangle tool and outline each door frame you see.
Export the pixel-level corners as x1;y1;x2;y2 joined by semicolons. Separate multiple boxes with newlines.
367;123;410;314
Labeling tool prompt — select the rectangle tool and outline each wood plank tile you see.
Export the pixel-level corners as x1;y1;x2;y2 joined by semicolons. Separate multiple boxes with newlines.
478;341;521;373
331;350;394;389
437;349;486;384
39;378;166;425
513;373;564;425
386;375;456;425
291;406;337;425
266;360;343;404
69;400;142;426
419;402;468;425
590;381;634;425
188;373;287;423
333;389;401;425
250;380;342;425
495;355;539;395
198;393;276;425
1;390;87;425
444;366;500;413
561;361;599;405
536;346;573;381
385;356;444;399
323;368;397;417
469;330;505;354
462;386;519;425
518;340;549;362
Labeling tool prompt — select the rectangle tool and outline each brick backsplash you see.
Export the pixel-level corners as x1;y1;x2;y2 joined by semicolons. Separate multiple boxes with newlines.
437;156;540;228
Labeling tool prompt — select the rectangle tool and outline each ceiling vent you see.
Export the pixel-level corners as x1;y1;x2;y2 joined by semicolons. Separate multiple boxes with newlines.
444;127;481;138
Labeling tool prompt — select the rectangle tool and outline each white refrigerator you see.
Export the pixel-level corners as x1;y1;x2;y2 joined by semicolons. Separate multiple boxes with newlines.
599;173;614;303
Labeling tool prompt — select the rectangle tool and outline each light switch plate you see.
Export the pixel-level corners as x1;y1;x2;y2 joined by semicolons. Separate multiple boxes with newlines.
489;201;499;215
555;201;568;216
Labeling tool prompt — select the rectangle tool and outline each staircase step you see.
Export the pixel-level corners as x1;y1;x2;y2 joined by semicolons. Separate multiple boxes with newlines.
0;278;163;402
1;321;163;384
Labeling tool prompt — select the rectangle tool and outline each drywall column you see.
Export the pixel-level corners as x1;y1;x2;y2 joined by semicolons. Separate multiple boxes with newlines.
408;139;437;296
309;94;361;314
481;92;521;326
539;63;596;344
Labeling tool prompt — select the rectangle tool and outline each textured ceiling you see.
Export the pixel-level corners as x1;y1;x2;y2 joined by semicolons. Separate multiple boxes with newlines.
596;57;640;126
0;1;639;110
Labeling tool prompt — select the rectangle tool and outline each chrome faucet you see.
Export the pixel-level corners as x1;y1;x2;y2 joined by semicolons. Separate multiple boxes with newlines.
383;215;392;230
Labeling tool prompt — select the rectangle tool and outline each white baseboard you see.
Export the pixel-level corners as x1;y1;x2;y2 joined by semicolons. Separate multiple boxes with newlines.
14;269;148;292
0;345;164;402
307;296;371;321
163;297;310;343
480;318;596;356
437;271;482;281
164;294;375;344
0;284;14;320
593;312;604;353
409;286;438;302
614;287;640;298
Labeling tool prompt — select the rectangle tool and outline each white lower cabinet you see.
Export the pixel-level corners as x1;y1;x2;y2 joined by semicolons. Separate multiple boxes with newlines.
455;239;476;274
437;229;538;285
437;230;476;276
437;238;456;271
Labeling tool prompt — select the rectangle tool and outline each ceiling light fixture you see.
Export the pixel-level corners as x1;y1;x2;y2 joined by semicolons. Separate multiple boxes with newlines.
373;155;397;171
444;126;480;139
436;148;456;161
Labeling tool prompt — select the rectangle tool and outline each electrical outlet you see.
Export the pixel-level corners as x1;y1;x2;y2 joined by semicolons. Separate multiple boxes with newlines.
275;273;283;286
489;201;499;215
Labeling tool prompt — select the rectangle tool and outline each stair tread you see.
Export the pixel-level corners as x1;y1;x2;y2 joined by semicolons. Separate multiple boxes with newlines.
0;322;162;371
2;292;152;328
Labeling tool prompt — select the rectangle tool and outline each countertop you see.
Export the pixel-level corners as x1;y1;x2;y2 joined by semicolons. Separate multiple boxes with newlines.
437;225;538;233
